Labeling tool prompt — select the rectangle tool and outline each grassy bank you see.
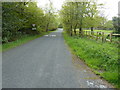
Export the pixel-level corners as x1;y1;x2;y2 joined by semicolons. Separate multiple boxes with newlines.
1;31;51;52
63;32;119;88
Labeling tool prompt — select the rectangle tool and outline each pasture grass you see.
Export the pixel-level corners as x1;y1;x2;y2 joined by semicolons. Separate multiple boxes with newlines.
74;29;114;33
63;32;119;88
84;29;114;33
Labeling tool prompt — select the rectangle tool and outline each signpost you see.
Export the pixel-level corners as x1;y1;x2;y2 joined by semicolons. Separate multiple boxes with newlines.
32;24;36;31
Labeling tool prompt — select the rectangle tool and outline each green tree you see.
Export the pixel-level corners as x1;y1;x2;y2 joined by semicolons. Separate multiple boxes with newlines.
2;2;27;42
104;20;114;30
60;2;74;35
84;1;103;32
112;17;120;33
43;0;58;32
2;1;57;43
60;1;99;35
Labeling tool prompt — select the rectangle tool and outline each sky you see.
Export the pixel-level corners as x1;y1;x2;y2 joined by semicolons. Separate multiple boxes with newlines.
37;0;120;20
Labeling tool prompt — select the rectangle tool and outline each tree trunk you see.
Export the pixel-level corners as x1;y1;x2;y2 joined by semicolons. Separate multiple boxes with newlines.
46;23;49;32
70;25;73;36
79;27;82;36
74;28;76;35
91;27;94;34
74;24;77;35
91;27;93;31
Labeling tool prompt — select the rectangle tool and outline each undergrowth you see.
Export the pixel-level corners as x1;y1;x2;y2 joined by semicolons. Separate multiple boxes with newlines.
63;32;119;88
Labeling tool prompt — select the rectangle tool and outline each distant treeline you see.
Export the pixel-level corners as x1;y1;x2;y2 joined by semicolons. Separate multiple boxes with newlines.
2;2;58;43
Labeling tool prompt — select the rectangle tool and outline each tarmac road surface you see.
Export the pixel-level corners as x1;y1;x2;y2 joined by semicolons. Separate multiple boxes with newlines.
2;28;114;89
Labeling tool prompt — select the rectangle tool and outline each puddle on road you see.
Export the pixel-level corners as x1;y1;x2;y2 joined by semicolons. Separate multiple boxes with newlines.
44;35;56;37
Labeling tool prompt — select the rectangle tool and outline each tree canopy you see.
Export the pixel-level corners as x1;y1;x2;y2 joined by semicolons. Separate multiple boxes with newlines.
2;1;58;43
59;0;115;36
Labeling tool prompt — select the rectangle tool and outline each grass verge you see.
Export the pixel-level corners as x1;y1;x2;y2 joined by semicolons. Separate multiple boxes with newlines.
1;31;51;52
63;32;119;88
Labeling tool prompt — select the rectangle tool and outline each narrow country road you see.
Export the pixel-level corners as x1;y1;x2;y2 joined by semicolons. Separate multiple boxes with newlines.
3;28;113;88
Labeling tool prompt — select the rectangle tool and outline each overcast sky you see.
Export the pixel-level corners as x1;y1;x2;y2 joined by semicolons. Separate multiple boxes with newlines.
37;0;119;20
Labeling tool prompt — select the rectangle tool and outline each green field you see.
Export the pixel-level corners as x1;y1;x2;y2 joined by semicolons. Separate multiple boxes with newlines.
74;29;114;33
72;29;114;36
84;29;114;33
63;32;119;88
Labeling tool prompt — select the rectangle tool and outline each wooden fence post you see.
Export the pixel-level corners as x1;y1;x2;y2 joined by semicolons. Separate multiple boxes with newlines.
81;31;84;37
96;32;98;41
83;31;85;37
86;31;87;37
102;32;104;42
92;31;94;39
89;31;91;38
110;33;112;42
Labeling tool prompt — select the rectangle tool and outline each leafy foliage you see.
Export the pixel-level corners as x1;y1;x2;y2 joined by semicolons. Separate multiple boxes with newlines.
60;0;115;36
112;17;120;33
2;2;58;43
60;1;104;35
